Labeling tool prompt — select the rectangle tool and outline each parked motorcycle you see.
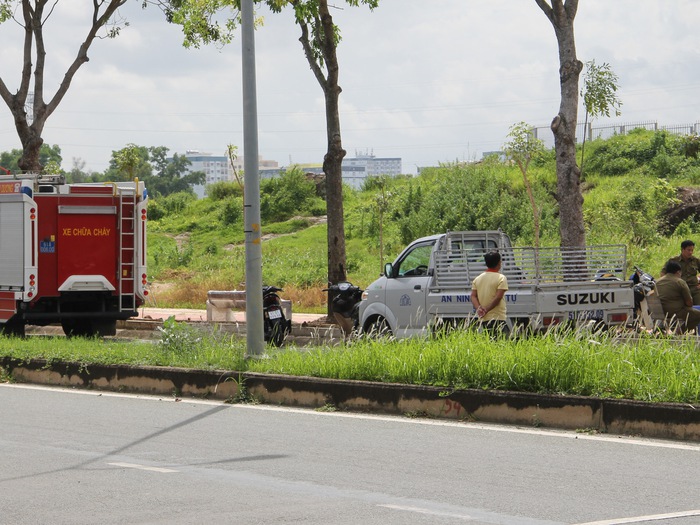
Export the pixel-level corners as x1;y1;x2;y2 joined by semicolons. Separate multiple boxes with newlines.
263;285;292;347
324;281;363;338
631;265;656;324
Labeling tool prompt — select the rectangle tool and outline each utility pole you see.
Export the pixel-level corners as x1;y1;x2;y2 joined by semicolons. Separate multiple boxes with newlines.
241;0;264;356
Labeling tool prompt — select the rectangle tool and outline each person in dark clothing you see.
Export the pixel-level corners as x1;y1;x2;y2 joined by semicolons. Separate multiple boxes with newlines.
669;240;700;304
655;259;700;333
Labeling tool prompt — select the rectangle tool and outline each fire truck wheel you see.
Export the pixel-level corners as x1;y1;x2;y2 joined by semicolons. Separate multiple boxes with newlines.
1;319;25;338
61;319;93;338
61;319;117;338
93;320;117;337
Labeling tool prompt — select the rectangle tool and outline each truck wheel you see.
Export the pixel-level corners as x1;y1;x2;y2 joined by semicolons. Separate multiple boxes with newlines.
93;320;117;337
61;319;93;338
367;317;392;338
1;319;25;337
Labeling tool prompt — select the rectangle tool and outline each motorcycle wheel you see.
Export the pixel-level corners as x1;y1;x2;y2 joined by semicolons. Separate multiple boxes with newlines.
267;317;286;347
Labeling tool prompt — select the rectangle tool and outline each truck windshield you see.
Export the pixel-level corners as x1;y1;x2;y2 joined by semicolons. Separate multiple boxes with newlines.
397;242;435;277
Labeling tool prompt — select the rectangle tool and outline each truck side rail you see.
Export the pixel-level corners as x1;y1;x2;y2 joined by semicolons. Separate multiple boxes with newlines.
431;244;628;290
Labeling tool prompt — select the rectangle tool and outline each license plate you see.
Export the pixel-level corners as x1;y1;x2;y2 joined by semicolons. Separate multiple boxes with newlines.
568;310;604;321
267;308;282;319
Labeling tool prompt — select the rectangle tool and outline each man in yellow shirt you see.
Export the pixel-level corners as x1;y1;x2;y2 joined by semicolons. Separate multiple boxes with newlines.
471;251;509;335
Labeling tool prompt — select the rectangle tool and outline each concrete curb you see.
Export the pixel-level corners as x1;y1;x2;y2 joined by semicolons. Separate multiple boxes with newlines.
1;357;698;442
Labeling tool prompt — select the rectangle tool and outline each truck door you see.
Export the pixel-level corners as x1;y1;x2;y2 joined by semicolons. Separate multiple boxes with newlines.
57;202;118;291
385;239;436;336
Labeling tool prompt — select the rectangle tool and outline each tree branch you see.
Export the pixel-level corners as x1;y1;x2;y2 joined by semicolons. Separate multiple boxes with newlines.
534;0;554;24
297;17;328;90
43;0;127;121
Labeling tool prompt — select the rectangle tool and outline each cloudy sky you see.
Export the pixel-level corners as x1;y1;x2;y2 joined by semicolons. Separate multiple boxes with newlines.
1;0;699;175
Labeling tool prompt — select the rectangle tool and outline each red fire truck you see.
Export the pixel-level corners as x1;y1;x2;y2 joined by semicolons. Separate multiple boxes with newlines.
0;174;148;337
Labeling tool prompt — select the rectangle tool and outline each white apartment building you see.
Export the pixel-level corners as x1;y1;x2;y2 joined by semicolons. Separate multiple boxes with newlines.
182;150;278;198
178;150;400;196
342;151;402;189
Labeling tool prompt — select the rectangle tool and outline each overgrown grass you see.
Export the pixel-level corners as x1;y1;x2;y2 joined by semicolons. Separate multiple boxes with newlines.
2;323;698;404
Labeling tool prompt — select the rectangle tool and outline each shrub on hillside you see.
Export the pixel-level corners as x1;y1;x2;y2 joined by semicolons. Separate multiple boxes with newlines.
220;196;243;225
585;129;700;179
260;167;320;223
161;191;197;215
364;162;559;247
207;181;242;201
147;199;164;221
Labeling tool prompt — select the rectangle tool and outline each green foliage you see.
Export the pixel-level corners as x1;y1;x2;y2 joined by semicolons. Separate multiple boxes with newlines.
112;143;149;181
207;181;243;201
147;199;165;221
3;323;699;404
584;129;700;180
360;160;558;247
260;167;323;223
160;191;198;215
148;147;205;197
0;1;12;23
581;60;622;119
0;144;63;174
220;196;243;226
503;122;545;170
158;316;203;354
99;145;204;196
583;176;677;246
245;330;700;403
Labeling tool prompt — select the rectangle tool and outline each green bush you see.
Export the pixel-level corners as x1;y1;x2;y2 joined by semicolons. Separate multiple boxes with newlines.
147;198;164;221
260;167;318;223
207;181;242;201
220;196;243;226
161;191;197;215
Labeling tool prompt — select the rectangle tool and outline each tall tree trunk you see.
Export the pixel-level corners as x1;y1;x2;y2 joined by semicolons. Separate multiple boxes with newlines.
296;0;348;316
535;0;585;248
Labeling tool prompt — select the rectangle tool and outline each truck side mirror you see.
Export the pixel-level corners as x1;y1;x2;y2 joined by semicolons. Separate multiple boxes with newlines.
384;262;394;278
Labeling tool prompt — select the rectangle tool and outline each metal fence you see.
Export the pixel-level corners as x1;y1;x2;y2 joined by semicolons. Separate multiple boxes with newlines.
531;120;700;149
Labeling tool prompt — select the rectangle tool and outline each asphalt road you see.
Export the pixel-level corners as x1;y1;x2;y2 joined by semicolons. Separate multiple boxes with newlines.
1;384;699;525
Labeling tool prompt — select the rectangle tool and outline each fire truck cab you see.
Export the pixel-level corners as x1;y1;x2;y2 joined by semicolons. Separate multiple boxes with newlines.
0;174;148;337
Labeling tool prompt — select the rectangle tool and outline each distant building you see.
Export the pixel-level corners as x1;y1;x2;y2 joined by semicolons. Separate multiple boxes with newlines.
260;164;324;180
176;149;401;196
266;154;403;190
342;151;402;189
181;150;279;198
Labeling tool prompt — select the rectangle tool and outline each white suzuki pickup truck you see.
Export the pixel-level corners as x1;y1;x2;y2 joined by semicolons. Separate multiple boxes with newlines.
358;230;634;338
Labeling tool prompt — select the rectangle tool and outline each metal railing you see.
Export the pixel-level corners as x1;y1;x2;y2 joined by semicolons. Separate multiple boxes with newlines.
432;244;628;290
531;120;700;149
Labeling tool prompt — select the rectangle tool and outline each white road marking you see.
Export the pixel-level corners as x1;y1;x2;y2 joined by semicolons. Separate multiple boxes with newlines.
107;462;178;473
574;509;700;525
378;504;472;520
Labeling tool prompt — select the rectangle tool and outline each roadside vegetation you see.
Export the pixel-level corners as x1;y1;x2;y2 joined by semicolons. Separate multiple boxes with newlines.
1;322;698;404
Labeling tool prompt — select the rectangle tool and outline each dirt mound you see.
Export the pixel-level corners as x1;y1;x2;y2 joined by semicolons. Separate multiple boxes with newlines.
661;187;700;233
